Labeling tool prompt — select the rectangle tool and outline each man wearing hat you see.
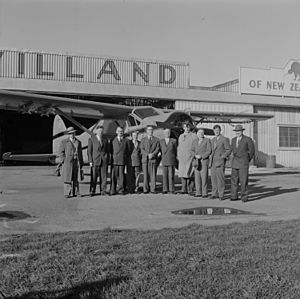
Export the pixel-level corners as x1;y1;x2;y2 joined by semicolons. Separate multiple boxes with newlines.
58;127;83;198
230;124;255;202
88;124;110;196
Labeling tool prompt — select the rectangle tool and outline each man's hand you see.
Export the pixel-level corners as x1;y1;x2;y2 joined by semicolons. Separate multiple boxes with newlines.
148;153;153;159
89;162;93;167
195;155;201;159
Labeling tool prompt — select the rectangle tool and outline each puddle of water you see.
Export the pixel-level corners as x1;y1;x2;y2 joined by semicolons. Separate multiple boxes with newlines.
0;211;32;221
172;206;265;216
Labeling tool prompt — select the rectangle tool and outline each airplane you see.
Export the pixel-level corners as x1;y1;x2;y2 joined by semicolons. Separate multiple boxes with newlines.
0;89;273;164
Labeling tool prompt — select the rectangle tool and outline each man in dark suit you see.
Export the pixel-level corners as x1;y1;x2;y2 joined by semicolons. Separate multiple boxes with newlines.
87;125;110;196
209;124;231;200
58;127;83;198
110;126;129;195
126;131;142;193
191;127;212;198
160;128;177;194
230;124;255;202
140;125;160;193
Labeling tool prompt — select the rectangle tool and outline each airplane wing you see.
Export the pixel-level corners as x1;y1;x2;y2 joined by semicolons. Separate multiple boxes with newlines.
2;152;57;164
187;110;273;123
0;89;132;119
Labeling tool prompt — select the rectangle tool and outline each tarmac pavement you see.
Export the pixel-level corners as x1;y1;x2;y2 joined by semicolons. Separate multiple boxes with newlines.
0;166;300;234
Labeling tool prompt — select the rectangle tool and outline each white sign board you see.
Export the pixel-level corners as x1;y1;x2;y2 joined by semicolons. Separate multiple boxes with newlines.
240;60;300;97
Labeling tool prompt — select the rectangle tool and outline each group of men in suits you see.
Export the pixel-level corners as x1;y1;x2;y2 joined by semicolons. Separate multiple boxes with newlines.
182;123;255;202
59;122;255;202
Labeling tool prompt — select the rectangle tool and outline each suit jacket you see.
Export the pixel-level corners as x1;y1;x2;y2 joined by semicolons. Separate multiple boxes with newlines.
140;136;160;164
191;137;212;167
111;137;129;166
159;138;177;166
231;135;255;169
87;134;109;166
127;140;142;167
209;135;231;168
59;138;83;182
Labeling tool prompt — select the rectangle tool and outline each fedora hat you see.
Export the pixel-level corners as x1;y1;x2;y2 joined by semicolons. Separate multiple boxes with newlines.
65;127;77;134
233;125;245;131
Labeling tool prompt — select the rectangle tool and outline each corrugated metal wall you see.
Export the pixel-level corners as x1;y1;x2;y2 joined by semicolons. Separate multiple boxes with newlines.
255;106;300;167
175;101;254;141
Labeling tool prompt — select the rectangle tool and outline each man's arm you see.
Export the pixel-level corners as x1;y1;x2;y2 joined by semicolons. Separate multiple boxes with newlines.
202;139;212;159
87;138;93;166
222;137;232;159
247;137;255;161
58;140;65;164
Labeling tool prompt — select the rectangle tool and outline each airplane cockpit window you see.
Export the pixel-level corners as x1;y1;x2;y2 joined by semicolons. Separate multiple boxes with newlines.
133;107;160;119
127;114;137;126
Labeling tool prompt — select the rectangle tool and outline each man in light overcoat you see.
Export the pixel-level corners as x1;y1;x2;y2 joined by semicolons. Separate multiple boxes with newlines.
178;122;198;194
140;126;160;193
230;124;255;202
58;127;83;198
160;128;177;194
191;127;212;197
209;124;231;200
88;124;110;196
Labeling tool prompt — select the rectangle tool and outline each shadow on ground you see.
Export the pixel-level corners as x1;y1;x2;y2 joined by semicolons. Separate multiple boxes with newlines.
7;276;129;299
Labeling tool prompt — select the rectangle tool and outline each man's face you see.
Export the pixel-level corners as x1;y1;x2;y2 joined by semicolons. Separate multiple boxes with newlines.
132;132;138;140
96;127;103;136
116;127;124;137
235;130;243;138
147;127;153;137
69;132;75;138
197;129;205;138
214;128;221;136
164;129;170;138
183;124;190;133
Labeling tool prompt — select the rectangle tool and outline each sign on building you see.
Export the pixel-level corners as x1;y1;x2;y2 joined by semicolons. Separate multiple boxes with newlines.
0;49;189;89
240;60;300;97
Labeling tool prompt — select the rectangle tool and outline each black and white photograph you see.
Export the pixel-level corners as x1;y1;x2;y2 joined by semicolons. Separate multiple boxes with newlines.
0;0;300;298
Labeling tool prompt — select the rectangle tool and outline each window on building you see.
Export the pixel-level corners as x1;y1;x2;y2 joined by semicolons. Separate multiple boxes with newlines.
279;126;300;148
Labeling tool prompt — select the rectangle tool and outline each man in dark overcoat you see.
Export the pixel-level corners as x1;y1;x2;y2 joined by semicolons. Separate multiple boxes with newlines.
110;126;129;195
126;131;142;193
140;125;160;193
88;124;110;196
58;127;83;198
209;124;231;200
159;128;177;194
230;124;255;202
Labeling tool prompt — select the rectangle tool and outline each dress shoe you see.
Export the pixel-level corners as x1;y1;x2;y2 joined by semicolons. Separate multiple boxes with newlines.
64;195;72;198
202;195;208;198
219;197;225;201
188;192;194;196
168;191;176;194
241;197;248;203
194;194;202;198
90;193;95;197
100;191;107;196
150;191;156;194
110;192;116;196
162;191;168;194
179;190;187;194
230;198;238;201
209;195;218;199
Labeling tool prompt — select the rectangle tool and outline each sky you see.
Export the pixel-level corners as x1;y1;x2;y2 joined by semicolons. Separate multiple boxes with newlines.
0;0;299;86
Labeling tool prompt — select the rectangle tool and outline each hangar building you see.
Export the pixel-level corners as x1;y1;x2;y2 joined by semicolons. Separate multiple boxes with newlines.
0;49;299;167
